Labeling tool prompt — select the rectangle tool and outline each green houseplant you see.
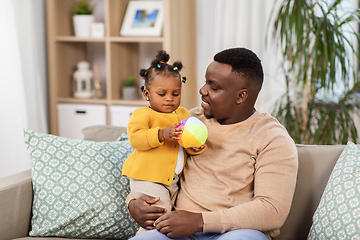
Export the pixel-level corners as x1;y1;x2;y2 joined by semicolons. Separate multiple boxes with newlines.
270;0;360;144
73;0;94;15
122;76;138;100
73;0;95;38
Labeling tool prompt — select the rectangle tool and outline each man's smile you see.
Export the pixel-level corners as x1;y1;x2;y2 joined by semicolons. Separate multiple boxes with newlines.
201;98;209;106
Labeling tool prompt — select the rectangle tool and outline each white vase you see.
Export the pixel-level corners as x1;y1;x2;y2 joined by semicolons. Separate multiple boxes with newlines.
122;87;138;100
73;15;94;38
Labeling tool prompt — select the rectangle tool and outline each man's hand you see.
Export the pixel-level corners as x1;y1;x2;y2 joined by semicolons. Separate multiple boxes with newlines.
128;196;167;230
154;210;204;238
188;145;205;152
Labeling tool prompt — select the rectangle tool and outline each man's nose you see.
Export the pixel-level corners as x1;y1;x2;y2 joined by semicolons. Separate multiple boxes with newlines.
199;85;207;95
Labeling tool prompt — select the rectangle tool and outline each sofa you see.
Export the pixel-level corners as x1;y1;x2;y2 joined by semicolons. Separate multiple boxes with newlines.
0;124;359;240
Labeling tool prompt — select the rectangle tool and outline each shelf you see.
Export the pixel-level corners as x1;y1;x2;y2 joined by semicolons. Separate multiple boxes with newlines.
58;98;108;104
111;99;148;106
55;36;106;42
109;36;164;43
55;36;164;43
57;98;148;106
47;0;197;135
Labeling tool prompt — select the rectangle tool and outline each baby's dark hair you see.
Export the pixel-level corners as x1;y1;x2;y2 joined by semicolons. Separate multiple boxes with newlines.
214;48;263;89
140;50;186;92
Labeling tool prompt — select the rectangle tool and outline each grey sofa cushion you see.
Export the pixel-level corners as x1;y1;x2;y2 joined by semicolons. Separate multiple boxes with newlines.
308;142;360;239
276;144;349;239
82;125;127;142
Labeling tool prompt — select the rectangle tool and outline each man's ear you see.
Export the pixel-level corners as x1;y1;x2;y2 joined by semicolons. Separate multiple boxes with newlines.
236;89;248;104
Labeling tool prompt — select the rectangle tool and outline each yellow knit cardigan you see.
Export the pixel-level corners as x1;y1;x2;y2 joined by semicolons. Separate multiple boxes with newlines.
122;106;202;185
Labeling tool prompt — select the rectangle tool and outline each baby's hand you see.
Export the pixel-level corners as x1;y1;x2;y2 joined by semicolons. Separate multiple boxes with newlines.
188;145;205;152
159;122;183;142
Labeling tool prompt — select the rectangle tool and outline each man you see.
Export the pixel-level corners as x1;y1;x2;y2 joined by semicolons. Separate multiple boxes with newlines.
127;48;298;240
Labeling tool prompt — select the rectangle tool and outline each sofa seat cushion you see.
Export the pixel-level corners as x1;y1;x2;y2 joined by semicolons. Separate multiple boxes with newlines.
24;129;138;239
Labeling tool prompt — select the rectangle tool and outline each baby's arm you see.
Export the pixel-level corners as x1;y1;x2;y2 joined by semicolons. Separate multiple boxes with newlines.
158;122;183;142
127;110;164;150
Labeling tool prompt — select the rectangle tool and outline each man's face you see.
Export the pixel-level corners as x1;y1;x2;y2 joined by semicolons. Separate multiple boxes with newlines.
200;61;245;125
144;74;182;113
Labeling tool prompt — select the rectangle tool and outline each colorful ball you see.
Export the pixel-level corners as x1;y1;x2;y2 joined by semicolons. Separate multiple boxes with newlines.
177;117;208;148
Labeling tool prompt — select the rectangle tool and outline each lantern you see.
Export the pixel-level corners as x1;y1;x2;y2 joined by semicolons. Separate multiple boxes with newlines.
73;61;93;98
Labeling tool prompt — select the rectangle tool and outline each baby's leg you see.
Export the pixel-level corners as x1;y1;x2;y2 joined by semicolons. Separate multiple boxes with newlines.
167;174;180;208
129;178;174;235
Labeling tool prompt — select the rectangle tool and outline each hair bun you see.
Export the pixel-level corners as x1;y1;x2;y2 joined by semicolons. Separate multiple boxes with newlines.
139;69;147;77
155;50;170;63
172;61;183;71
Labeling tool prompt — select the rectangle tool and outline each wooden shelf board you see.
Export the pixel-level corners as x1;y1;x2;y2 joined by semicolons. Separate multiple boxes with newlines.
58;98;108;104
55;36;164;43
55;36;106;42
110;99;148;106
58;97;148;106
109;36;164;43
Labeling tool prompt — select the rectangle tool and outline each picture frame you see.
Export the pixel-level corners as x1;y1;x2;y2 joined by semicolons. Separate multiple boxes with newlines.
120;1;164;37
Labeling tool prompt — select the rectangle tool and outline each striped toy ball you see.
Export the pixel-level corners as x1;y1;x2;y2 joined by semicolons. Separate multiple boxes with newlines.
177;117;208;148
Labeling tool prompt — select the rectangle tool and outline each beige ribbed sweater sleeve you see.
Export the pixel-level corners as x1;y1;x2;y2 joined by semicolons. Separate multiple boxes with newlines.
177;108;298;239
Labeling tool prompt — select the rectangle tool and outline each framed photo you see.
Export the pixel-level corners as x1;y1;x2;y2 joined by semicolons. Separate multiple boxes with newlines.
120;1;164;37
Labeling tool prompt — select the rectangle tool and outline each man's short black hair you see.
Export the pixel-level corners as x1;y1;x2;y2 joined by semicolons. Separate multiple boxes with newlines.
214;48;264;88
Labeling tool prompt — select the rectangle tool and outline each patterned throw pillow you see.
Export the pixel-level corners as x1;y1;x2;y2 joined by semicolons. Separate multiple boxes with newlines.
308;142;360;240
24;129;138;239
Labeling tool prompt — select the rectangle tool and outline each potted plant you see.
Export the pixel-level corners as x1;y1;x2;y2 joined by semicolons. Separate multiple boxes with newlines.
122;76;138;100
269;0;360;144
73;0;95;38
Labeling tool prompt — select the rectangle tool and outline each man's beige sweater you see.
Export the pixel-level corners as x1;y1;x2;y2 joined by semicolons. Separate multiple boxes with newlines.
175;107;298;238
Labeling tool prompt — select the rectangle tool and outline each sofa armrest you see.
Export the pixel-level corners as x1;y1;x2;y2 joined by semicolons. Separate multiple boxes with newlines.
0;170;32;240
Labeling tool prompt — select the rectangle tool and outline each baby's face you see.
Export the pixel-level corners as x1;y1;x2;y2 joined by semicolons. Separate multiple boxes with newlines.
146;74;182;113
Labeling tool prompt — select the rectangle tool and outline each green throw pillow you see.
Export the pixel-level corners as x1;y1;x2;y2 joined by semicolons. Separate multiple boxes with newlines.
24;129;138;239
308;141;360;240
